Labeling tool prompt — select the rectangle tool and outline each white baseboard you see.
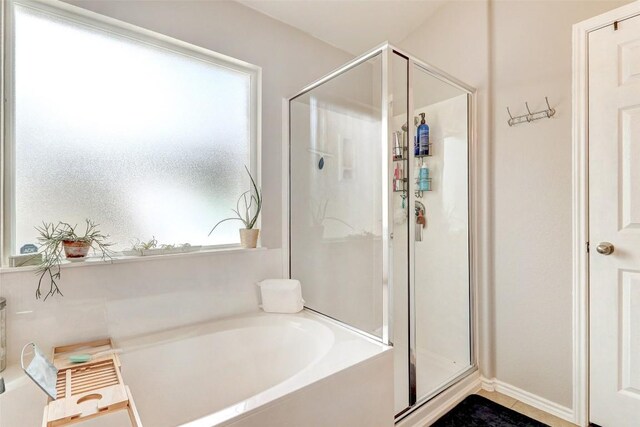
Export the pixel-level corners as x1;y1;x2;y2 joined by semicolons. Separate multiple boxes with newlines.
397;371;481;427
480;377;575;424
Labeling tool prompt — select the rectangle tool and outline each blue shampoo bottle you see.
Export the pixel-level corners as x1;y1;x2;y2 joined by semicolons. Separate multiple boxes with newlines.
417;113;430;156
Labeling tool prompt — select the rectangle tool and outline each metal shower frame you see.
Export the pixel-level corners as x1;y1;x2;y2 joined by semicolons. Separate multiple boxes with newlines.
288;42;479;421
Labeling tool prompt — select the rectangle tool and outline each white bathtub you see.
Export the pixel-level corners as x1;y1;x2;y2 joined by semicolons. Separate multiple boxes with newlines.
0;310;393;427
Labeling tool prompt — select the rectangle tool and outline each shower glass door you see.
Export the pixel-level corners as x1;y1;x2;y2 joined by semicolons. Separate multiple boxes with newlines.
289;45;476;418
411;63;472;401
289;53;385;339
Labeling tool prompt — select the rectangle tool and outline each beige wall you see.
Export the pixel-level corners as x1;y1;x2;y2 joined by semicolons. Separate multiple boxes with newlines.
400;0;629;409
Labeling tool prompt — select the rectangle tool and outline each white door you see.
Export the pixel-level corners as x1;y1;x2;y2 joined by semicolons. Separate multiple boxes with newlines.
589;13;640;427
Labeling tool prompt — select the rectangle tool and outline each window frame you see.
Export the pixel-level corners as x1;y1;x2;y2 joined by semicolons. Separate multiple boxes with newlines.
0;0;262;265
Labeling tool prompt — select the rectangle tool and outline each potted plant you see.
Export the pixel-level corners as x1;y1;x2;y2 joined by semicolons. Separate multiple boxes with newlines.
35;219;113;300
209;166;262;248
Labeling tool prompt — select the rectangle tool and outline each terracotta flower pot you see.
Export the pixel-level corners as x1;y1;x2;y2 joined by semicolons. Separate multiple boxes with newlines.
239;228;259;248
62;240;91;258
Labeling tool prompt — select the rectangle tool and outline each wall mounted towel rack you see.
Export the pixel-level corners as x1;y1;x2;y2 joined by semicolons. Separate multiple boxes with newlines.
506;97;556;126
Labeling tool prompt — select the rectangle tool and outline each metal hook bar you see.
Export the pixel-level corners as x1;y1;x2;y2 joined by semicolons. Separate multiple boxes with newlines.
525;102;533;122
544;97;551;117
545;96;556;118
506;97;556;126
506;107;515;126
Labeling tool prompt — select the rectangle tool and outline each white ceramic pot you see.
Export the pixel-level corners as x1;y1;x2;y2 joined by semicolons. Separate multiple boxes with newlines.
239;228;259;248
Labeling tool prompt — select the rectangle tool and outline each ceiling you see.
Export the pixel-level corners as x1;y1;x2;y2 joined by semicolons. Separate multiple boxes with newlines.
236;0;446;55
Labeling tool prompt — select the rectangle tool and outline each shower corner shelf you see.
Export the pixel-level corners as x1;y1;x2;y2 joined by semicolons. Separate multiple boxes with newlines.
394;154;433;161
393;178;408;193
416;143;434;158
393;143;434;160
415;178;433;198
393;145;407;161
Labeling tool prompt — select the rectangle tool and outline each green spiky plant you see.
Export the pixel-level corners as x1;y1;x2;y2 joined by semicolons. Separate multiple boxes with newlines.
127;237;195;252
209;166;262;235
129;236;158;253
35;219;114;300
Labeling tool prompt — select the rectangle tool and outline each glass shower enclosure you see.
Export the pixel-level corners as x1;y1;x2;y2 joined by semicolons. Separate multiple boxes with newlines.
288;44;475;418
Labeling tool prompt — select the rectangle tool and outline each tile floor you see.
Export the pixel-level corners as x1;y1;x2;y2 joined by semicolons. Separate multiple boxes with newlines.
476;389;578;427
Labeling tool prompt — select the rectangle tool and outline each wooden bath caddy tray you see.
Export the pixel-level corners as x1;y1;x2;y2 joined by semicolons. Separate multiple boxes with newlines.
42;338;142;427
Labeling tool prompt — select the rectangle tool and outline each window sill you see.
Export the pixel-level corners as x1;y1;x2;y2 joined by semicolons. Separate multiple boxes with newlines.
0;246;268;274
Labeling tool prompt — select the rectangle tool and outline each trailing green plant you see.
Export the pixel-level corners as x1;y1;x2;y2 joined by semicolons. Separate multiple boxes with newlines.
209;166;262;236
35;219;114;300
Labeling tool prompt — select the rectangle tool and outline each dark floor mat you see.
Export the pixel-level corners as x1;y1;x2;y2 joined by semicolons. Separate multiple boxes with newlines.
431;394;550;427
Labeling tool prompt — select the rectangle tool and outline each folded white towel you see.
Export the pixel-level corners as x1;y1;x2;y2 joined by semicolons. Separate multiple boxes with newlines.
258;279;305;313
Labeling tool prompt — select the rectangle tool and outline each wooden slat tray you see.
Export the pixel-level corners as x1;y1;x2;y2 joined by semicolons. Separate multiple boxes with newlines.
43;338;142;427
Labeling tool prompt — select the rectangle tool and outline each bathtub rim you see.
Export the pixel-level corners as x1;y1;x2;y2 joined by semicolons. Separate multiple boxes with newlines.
172;309;392;427
0;309;391;427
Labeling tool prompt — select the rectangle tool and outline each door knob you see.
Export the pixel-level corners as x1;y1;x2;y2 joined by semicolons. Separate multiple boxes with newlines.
596;242;614;255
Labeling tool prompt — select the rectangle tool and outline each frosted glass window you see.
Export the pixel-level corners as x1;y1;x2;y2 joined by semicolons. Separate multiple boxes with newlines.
12;5;257;253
